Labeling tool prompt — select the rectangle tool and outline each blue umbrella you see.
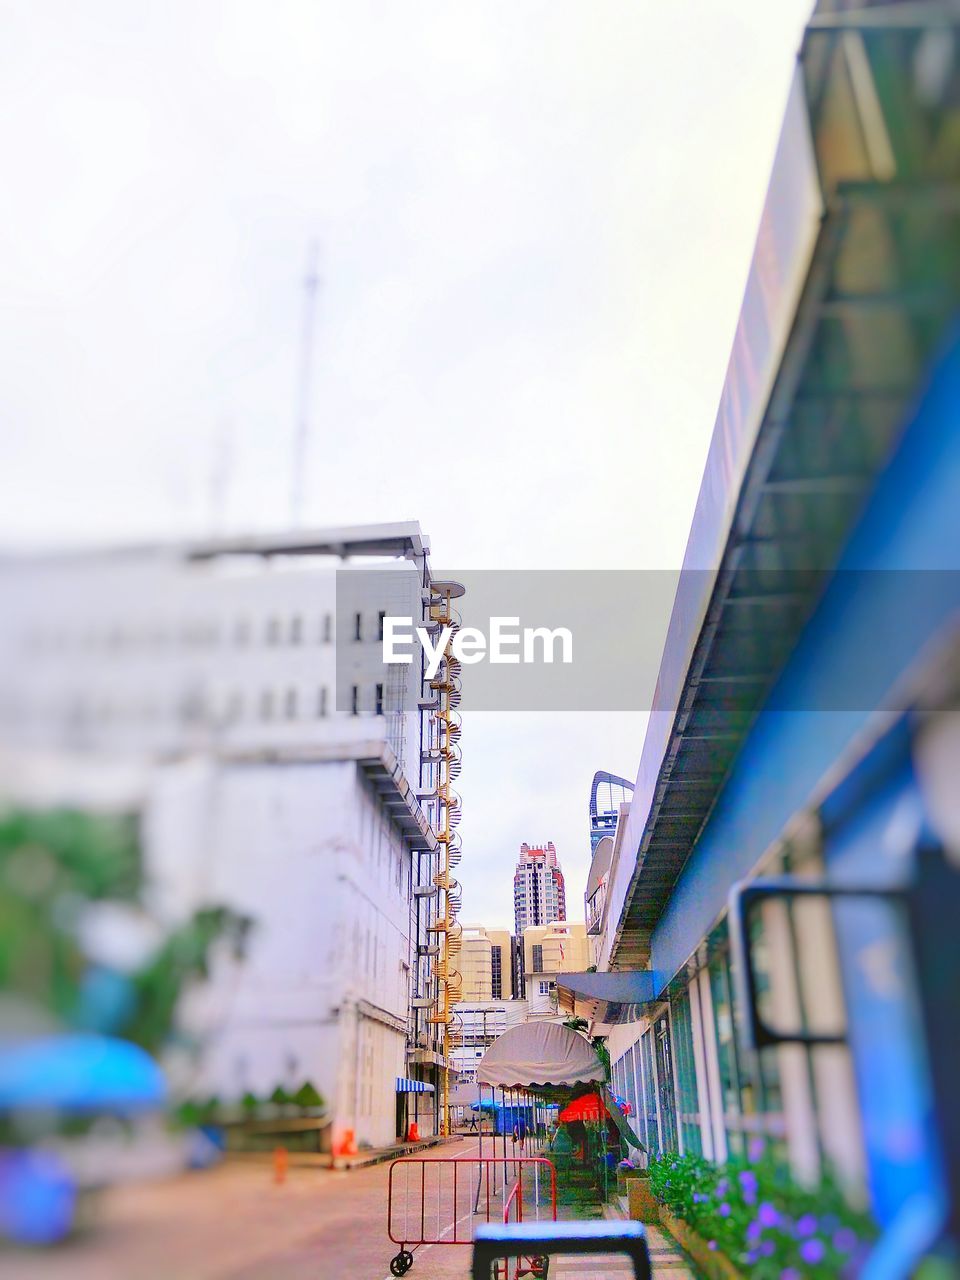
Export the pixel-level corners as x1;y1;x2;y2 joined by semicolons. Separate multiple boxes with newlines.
0;1034;167;1112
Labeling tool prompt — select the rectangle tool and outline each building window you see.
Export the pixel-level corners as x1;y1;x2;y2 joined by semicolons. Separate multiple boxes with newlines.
290;616;303;645
284;688;298;719
538;981;549;995
709;946;749;1157
322;613;333;644
350;684;359;716
317;687;328;717
532;944;543;972
354;612;363;642
375;683;384;716
266;617;280;646
491;946;502;999
671;988;703;1155
260;690;275;721
640;1029;660;1157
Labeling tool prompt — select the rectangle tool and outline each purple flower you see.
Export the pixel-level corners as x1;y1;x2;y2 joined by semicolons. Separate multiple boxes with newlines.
760;1240;775;1257
799;1239;826;1265
716;1178;730;1197
833;1227;858;1253
758;1202;780;1229
718;1203;731;1218
746;1221;762;1243
780;1271;801;1280
693;1193;708;1204
708;1241;717;1251
748;1137;766;1162
795;1213;818;1238
739;1170;758;1189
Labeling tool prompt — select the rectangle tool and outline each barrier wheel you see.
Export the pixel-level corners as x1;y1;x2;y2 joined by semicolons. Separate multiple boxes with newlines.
389;1251;409;1275
401;1250;414;1271
531;1257;549;1278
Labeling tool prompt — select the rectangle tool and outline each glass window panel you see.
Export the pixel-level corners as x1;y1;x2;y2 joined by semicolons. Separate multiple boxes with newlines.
671;987;703;1156
709;949;745;1158
624;1043;641;1144
640;1028;660;1157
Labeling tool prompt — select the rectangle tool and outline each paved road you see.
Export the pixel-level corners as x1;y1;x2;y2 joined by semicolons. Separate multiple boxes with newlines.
2;1138;691;1280
3;1138;511;1280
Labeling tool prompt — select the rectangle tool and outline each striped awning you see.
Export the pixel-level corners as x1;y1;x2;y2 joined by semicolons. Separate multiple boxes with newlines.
396;1077;435;1094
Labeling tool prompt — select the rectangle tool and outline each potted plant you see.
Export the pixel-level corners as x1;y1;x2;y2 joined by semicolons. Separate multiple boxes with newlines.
619;1152;659;1221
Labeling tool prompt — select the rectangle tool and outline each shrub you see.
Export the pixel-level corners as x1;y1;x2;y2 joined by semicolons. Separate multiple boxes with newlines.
293;1081;324;1110
648;1151;876;1277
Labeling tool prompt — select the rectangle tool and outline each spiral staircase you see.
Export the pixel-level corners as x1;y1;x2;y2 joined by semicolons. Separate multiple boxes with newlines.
424;579;465;1135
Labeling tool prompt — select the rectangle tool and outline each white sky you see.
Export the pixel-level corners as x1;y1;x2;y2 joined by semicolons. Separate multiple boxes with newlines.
0;0;813;928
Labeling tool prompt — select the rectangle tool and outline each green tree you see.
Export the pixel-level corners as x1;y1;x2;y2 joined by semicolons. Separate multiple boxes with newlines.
0;808;252;1057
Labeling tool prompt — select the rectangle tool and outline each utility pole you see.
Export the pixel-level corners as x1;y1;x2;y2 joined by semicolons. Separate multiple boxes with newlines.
290;239;321;527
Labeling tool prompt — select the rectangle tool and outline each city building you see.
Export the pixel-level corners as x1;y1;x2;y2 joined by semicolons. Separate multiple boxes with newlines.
588;771;634;853
449;1000;530;1086
453;925;519;1084
459;925;515;1002
0;523;460;1148
513;841;566;935
522;921;589;1017
561;9;960;1262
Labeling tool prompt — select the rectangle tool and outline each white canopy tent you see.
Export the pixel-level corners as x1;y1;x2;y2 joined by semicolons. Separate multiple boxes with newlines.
476;1021;605;1090
476;1022;644;1153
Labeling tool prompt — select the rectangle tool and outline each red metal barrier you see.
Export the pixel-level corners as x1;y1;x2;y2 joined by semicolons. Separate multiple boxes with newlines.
386;1156;556;1277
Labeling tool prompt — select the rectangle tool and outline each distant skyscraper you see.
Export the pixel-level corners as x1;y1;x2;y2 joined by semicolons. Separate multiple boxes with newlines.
513;842;566;937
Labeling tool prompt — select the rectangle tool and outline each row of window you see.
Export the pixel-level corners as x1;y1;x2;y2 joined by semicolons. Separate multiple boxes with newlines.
9;683;391;728
25;609;398;655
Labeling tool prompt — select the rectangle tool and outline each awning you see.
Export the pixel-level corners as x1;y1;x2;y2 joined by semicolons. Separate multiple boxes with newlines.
396;1077;434;1094
477;1022;605;1090
602;1085;645;1152
556;971;658;1026
555;1086;645;1152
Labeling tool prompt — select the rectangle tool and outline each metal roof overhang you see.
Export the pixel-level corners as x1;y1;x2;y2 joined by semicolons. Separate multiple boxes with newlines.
556;971;658;1026
1;522;429;568
185;522;428;562
607;2;960;972
358;744;439;853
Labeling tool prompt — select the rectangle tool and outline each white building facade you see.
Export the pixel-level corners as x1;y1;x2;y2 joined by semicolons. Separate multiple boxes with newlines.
0;523;450;1149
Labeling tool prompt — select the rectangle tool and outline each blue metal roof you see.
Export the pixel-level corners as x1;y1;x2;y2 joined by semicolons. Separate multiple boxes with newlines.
606;0;960;971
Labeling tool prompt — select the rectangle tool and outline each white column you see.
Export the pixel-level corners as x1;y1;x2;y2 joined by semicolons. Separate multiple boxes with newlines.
697;967;727;1162
689;976;715;1160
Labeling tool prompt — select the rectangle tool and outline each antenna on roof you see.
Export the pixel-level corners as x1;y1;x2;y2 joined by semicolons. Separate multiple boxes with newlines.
290;239;321;527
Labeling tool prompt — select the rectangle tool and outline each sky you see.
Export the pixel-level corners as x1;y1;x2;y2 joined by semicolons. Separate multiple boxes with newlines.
0;0;813;927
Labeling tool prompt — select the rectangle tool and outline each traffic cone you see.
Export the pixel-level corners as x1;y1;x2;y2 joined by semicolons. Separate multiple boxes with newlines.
406;1121;420;1143
273;1146;288;1184
335;1128;359;1157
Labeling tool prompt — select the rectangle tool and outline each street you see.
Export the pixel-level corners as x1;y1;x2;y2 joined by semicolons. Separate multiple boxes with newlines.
1;1138;692;1280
